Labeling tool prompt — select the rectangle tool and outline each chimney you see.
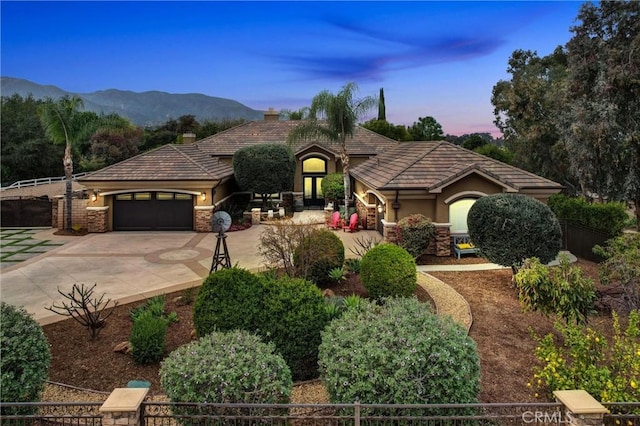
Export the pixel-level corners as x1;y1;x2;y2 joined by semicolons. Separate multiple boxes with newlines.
182;133;196;144
264;107;279;122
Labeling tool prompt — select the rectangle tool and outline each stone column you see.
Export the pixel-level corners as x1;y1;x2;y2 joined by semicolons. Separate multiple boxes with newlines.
553;390;608;426
251;208;261;225
87;207;109;233
195;206;214;232
381;220;397;243
100;388;149;426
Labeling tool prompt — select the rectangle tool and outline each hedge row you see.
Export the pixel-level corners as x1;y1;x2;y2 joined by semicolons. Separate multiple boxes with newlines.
548;194;629;236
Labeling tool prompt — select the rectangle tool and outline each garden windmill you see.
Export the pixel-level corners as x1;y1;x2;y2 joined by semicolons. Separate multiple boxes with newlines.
210;210;232;273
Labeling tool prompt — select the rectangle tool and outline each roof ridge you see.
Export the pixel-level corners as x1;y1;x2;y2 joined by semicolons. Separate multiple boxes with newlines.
177;144;221;177
385;142;441;185
80;144;173;180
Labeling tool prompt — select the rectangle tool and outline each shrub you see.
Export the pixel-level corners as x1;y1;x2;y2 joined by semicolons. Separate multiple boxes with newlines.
360;243;416;299
548;194;629;236
515;254;596;324
130;295;177;324
319;297;480;405
468;193;562;273
531;310;640;402
594;233;640;311
344;258;361;274
293;229;345;287
160;330;292;416
321;172;345;205
1;302;51;415
193;267;265;338
260;275;330;380
259;219;323;277
396;214;435;258
193;268;329;380
130;311;168;365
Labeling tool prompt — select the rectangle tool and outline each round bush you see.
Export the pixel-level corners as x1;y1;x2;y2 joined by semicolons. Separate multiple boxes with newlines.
467;193;562;271
360;243;416;299
260;275;329;380
293;229;345;287
193;267;265;338
396;214;435;259
320;172;345;204
319;297;480;405
1;302;51;414
160;330;292;405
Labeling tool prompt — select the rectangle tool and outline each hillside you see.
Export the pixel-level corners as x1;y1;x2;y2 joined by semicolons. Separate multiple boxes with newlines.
1;77;264;126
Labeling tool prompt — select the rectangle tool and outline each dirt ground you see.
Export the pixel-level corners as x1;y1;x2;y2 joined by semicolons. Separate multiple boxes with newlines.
42;255;613;404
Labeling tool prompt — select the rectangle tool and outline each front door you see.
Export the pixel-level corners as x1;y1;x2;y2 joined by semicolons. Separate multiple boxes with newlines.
303;176;324;207
302;157;327;208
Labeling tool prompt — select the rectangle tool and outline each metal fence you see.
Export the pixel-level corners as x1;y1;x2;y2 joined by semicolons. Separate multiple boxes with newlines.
0;402;103;426
558;220;611;262
1;197;53;227
603;403;640;426
141;402;567;425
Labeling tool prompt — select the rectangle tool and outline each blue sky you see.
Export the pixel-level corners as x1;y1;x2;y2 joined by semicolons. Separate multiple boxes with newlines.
1;1;585;137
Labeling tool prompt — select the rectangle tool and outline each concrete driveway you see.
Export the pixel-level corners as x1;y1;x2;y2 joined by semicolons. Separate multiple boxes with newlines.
0;213;381;324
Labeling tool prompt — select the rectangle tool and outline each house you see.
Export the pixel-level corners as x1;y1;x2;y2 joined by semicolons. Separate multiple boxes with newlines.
78;111;563;256
350;141;563;255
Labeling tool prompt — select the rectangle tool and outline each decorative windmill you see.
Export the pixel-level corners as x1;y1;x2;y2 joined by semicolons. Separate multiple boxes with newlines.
210;210;232;273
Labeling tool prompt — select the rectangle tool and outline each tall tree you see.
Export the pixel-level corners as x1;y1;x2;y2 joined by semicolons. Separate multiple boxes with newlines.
377;88;386;121
408;116;445;141
38;96;128;230
562;1;640;224
491;48;572;188
361;119;411;141
287;82;377;218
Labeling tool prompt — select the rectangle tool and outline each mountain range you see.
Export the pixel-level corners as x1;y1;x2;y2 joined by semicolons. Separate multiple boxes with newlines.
1;77;265;126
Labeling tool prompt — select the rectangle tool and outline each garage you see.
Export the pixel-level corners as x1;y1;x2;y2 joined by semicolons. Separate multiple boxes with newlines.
113;192;194;231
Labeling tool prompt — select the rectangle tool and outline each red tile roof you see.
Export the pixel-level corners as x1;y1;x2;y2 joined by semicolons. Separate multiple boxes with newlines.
350;141;563;191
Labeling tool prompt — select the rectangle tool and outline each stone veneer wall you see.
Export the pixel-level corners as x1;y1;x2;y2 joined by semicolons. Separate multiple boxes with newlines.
195;206;214;232
354;197;376;230
87;207;108;233
54;198;88;229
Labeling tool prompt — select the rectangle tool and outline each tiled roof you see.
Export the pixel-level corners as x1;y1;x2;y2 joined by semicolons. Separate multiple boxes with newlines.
196;120;398;156
79;144;233;181
350;141;563;191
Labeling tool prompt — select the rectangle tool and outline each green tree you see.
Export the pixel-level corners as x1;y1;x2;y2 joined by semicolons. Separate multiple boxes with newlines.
361;119;411;141
320;172;345;205
281;107;309;120
1;95;63;183
287;82;377;219
462;134;487;151
474;144;514;164
81;126;144;171
408;116;445;141
377;87;386;121
38;96;129;229
492;48;573;188
561;1;640;225
467;193;562;274
233;144;296;209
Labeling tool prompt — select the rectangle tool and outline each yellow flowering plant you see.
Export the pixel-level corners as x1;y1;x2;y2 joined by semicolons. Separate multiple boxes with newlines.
530;310;639;402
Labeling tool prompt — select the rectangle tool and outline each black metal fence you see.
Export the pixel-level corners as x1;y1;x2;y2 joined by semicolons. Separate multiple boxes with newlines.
0;402;103;426
558;220;611;262
0;197;53;227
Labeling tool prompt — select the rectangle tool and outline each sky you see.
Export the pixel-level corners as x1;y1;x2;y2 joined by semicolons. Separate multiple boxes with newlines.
1;1;586;137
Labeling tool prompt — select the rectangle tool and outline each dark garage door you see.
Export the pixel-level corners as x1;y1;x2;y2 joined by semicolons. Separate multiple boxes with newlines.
113;192;193;231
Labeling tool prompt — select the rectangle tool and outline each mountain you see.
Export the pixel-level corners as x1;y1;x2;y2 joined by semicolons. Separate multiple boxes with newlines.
1;77;264;126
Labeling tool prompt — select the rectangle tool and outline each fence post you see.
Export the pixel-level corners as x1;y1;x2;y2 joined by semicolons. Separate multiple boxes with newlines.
553;390;608;426
100;388;149;426
354;401;360;426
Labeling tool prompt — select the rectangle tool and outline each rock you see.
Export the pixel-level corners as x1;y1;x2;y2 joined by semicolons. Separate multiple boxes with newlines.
113;341;131;354
322;289;335;298
190;329;197;340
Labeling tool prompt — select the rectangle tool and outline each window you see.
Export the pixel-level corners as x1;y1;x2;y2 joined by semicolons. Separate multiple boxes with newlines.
134;193;151;200
116;194;132;201
449;198;476;233
302;157;326;173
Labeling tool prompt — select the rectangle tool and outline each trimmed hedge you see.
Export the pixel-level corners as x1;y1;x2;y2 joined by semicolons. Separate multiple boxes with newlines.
360;243;416;299
160;330;292;406
130;311;169;365
548;194;629;236
468;193;562;271
319;297;480;405
1;302;51;415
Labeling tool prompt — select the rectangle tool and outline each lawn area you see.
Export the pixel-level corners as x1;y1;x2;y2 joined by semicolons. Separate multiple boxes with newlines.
0;228;64;268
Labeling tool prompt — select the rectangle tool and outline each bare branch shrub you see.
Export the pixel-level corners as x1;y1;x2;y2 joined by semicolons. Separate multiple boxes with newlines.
349;235;382;258
258;219;322;277
45;283;119;339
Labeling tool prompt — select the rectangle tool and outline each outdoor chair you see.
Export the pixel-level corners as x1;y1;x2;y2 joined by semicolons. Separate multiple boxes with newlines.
343;213;359;232
327;211;342;230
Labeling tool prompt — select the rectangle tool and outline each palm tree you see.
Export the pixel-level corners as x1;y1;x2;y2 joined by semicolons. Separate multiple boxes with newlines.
287;82;376;219
39;96;129;230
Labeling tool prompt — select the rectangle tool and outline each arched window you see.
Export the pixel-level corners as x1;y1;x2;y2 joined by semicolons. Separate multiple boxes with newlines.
449;198;476;234
302;157;326;173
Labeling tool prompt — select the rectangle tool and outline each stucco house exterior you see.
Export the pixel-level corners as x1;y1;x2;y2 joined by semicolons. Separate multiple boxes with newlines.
78;110;563;256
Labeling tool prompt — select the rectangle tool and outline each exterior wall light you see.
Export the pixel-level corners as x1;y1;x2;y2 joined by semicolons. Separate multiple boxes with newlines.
377;204;383;213
91;190;100;202
200;192;206;201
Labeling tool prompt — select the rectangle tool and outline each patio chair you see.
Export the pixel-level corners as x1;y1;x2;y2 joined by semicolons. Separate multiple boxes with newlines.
327;211;342;230
343;213;359;233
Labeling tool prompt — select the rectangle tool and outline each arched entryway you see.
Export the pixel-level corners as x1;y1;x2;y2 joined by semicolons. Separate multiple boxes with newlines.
302;157;327;208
